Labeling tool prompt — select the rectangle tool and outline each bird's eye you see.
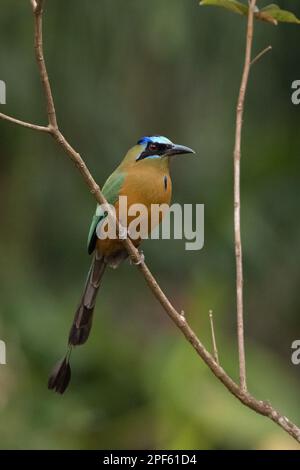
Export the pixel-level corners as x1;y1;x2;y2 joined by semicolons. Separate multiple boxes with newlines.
149;143;157;151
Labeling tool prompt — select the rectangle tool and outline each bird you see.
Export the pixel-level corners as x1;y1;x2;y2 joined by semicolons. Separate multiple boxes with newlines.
48;135;195;393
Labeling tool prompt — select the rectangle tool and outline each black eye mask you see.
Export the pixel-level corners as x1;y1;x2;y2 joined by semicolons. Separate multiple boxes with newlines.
136;143;172;161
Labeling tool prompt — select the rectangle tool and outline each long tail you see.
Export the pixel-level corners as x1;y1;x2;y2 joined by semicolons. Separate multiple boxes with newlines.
69;253;106;346
48;253;106;394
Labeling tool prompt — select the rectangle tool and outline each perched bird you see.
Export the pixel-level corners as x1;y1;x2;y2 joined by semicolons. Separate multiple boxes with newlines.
48;135;195;393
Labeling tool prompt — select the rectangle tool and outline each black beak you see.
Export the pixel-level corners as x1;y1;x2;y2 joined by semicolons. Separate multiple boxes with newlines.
167;144;196;156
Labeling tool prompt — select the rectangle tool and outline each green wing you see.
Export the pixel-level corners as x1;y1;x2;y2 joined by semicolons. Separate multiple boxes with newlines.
87;170;125;254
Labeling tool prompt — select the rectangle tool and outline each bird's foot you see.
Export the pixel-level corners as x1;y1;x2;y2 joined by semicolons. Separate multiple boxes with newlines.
130;250;145;266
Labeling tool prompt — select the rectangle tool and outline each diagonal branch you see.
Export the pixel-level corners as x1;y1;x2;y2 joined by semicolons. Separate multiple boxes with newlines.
250;45;272;67
0;111;49;132
0;0;299;444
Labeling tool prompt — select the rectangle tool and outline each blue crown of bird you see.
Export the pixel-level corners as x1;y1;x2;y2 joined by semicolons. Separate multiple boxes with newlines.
48;135;196;393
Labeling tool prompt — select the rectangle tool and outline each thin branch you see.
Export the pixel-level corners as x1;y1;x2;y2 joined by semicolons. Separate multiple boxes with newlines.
32;0;57;129
209;310;219;365
233;0;257;393
0;0;299;444
251;45;272;66
0;112;49;132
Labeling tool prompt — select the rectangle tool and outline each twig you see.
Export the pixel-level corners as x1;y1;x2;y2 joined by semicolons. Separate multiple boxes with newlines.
233;0;257;393
209;310;219;365
251;45;272;66
0;112;49;132
0;0;299;444
32;0;57;129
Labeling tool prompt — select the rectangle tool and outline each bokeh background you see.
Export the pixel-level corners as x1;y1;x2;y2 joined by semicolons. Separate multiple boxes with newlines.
0;0;299;450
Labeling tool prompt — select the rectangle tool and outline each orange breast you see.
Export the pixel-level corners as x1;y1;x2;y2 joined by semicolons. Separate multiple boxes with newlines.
97;165;172;257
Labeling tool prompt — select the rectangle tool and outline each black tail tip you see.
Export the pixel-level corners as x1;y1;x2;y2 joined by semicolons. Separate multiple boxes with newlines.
69;323;92;346
48;356;71;394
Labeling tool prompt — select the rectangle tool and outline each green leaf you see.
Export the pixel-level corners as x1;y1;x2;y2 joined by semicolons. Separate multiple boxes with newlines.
199;0;248;16
200;1;300;26
260;4;300;24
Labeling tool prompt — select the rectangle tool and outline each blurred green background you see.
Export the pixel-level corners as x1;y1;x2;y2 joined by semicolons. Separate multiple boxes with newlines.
0;0;300;450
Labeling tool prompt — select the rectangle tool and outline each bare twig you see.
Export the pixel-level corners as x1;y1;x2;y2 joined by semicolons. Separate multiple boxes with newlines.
209;310;219;365
32;0;57;129
0;0;299;444
233;0;257;393
0;112;49;132
251;45;272;66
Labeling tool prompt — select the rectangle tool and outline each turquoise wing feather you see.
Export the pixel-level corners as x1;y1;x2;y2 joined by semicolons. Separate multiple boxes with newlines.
87;170;125;254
